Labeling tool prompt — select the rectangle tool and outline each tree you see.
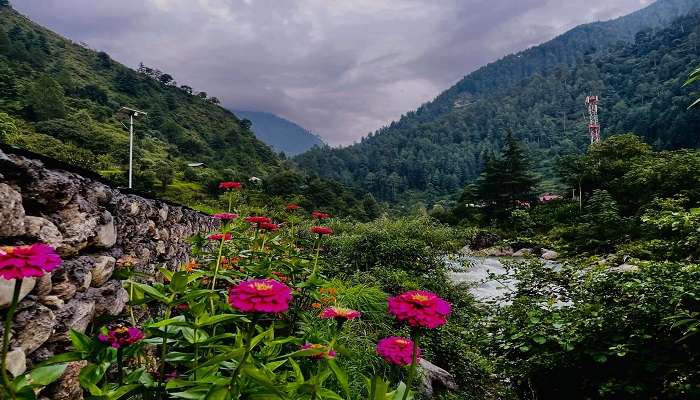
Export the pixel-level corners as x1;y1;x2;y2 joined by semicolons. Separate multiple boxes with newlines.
0;28;10;55
362;193;381;220
180;85;193;95
25;74;66;120
0;112;19;143
208;97;220;104
0;0;10;8
685;65;700;109
476;133;538;222
159;73;174;86
155;161;175;190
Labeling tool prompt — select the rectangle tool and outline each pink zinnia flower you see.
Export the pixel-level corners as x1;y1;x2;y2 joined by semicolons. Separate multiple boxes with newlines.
219;181;242;190
228;279;292;313
311;211;331;220
208;233;232;241
286;204;301;212
259;222;280;232
320;306;361;321
245;216;272;225
387;290;451;329
311;226;333;236
301;343;337;360
98;326;145;349
213;213;239;221
376;337;419;366
0;243;61;280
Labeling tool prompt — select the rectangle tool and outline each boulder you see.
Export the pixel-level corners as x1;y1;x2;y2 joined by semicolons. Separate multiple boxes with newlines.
0;183;25;237
4;348;26;377
81;280;128;317
12;302;56;354
23;216;63;249
480;246;514;257
0;278;36;309
93;211;116;248
51;299;95;343
419;359;458;397
541;249;559;260
513;248;533;257
611;263;640;273
39;295;64;310
45;360;87;400
90;256;115;287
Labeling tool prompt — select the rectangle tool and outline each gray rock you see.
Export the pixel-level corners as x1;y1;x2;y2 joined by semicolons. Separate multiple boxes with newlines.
0;278;36;309
12;302;56;354
4;348;26;377
51;281;77;300
53;202;99;256
513;248;533;257
90;256;115;287
23;216;63;249
51;299;95;343
541;249;559;260
45;360;87;400
93;211;116;248
611;263;640;273
479;246;514;257
0;183;25;237
81;280;128;317
39;295;64;310
35;272;53;296
419;359;458;397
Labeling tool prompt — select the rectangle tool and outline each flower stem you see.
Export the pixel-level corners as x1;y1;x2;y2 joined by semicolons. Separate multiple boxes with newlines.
227;191;233;213
1;279;22;400
312;237;322;276
128;278;137;327
229;317;257;394
401;335;420;400
117;347;124;385
158;307;172;399
209;237;226;314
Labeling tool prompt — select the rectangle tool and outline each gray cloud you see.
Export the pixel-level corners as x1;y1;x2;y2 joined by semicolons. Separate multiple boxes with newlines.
13;0;652;145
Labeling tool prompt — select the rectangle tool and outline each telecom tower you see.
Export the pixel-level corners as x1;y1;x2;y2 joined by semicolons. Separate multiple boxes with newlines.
585;96;601;144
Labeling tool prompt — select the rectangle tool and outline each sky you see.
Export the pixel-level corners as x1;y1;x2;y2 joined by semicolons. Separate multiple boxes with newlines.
14;0;653;146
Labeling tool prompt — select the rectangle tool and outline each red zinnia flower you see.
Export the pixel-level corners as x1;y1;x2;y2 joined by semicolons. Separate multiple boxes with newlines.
245;216;272;225
98;326;145;349
212;213;239;221
301;343;337;360
311;226;333;236
320;306;361;320
0;243;61;280
376;337;419;366
387;290;451;329
208;233;232;241
259;222;280;232
286;204;301;212
311;211;331;220
219;181;242;190
228;279;292;313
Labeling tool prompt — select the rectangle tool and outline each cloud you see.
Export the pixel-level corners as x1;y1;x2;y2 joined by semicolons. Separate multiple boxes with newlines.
13;0;651;145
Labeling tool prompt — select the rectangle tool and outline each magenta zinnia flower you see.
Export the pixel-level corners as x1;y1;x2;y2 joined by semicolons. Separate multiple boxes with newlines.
311;211;331;220
228;279;292;313
301;343;337;360
376;337;419;366
219;181;242;190
320;306;361;321
98;326;144;349
387;290;451;329
208;233;232;241
0;243;61;280
311;226;333;236
286;204;301;212
213;213;239;221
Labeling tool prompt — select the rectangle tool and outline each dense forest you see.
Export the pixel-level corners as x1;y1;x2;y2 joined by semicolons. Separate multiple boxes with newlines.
0;3;374;217
294;0;700;205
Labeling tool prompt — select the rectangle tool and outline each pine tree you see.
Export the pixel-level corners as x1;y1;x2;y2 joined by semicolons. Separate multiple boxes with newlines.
477;132;538;221
25;74;65;120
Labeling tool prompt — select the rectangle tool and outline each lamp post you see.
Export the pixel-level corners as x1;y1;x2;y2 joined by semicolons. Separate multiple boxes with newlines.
117;107;147;189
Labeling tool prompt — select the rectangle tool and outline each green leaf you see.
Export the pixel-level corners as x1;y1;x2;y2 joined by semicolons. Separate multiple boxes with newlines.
131;282;171;304
326;359;349;398
148;315;188;329
532;335;547;345
69;329;93;352
264;360;287;372
204;385;231;400
107;384;141;400
196;314;241;328
369;375;388;400
35;351;84;367
170;387;210;399
593;354;608;363
25;364;67;386
170;271;189;292
198;348;245;369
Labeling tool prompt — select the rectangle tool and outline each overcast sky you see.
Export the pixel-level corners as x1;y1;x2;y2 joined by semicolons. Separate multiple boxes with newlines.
14;0;652;145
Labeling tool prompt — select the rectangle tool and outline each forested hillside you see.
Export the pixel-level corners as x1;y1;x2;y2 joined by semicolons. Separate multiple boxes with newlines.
0;3;279;189
295;0;700;204
233;110;325;156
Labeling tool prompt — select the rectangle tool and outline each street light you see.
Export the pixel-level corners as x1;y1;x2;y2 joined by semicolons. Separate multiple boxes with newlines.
117;107;147;189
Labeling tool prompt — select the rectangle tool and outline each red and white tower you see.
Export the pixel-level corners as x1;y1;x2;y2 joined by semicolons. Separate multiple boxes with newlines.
585;96;601;144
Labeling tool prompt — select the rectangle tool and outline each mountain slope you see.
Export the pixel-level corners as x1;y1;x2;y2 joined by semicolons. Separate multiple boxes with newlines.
0;3;279;192
294;0;700;204
233;110;324;156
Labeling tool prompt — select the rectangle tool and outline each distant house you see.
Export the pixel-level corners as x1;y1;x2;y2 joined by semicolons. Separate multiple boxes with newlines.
187;162;206;168
539;193;562;203
249;176;262;184
515;200;531;208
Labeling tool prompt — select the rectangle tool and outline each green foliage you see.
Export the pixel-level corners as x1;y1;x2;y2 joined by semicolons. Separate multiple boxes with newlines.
487;260;700;399
24;74;66;121
0;111;18;143
295;8;700;204
684;65;700;108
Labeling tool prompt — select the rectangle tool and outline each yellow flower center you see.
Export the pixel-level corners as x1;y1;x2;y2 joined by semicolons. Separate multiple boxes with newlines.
411;294;430;302
395;339;409;345
253;282;273;291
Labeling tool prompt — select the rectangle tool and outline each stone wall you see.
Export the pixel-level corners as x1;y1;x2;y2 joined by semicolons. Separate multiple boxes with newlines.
0;146;213;398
